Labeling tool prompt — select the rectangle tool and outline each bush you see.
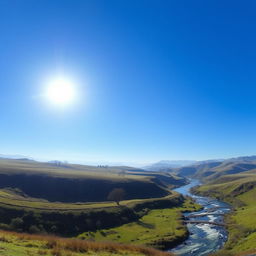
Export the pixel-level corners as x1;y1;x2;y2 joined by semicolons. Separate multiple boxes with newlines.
0;223;11;230
50;225;57;233
10;217;23;230
29;225;40;234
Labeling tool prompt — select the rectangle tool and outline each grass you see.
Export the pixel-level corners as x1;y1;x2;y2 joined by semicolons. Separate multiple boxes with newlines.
178;159;256;182
194;171;256;254
0;180;186;236
0;159;186;236
0;158;186;203
0;230;173;256
78;198;201;250
0;158;185;212
0;188;181;211
0;158;182;183
0;158;190;253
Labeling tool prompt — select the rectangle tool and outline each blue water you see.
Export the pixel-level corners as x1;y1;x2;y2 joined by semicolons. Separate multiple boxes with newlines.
170;180;231;256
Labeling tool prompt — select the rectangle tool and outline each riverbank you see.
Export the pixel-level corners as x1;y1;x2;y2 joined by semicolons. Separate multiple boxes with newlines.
193;179;256;255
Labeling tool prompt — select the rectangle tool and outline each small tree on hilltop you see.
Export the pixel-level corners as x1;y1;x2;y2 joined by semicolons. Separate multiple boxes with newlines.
107;188;125;206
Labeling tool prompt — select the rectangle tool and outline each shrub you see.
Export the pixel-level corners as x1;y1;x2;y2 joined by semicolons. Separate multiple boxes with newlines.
10;217;23;230
0;223;11;231
50;225;57;233
29;225;40;234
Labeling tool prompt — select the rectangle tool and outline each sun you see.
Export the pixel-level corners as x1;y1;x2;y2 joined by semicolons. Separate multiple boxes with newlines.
45;77;76;107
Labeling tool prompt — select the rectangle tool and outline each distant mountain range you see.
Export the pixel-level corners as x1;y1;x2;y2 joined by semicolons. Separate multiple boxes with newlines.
144;160;197;171
145;156;256;172
172;155;256;181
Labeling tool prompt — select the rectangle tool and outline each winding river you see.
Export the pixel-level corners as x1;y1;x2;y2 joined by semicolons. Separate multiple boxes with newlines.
170;180;231;256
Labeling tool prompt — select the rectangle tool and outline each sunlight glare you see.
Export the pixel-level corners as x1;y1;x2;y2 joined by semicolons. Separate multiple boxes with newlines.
45;77;76;107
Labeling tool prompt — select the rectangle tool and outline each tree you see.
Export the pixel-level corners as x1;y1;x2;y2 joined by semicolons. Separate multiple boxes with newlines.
107;188;125;206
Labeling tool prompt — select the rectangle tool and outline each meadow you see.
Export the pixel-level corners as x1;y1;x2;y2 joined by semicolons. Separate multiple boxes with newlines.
78;198;201;249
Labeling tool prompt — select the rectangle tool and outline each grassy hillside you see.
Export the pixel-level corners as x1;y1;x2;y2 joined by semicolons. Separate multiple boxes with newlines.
0;190;184;236
174;158;256;183
193;170;256;254
0;229;173;256
78;198;201;250
0;158;189;239
177;161;223;177
0;159;186;202
200;162;256;182
0;188;177;211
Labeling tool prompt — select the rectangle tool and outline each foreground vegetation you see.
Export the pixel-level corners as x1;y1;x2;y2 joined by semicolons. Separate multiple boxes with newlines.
0;229;173;256
78;198;201;250
194;169;256;255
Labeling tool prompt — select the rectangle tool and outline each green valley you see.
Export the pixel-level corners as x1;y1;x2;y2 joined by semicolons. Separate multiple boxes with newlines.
0;158;194;255
78;199;201;249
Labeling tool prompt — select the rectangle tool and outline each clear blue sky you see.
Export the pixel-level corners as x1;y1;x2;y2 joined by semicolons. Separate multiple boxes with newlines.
0;0;256;164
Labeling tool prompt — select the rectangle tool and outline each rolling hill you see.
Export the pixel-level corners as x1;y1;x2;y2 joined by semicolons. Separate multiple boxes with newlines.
0;158;186;203
0;158;189;239
170;156;256;182
144;160;196;171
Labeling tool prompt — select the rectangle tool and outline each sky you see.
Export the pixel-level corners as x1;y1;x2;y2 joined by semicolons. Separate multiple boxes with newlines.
0;0;256;165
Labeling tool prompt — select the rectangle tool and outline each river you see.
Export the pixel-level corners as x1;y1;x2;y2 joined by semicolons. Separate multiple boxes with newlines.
170;180;231;256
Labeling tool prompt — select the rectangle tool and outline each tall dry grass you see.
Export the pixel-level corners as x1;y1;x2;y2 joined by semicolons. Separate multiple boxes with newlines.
0;230;173;256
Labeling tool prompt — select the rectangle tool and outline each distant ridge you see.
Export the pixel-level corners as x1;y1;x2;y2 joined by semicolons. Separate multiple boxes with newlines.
144;160;197;171
173;155;256;180
145;155;256;173
0;154;33;161
225;155;256;162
